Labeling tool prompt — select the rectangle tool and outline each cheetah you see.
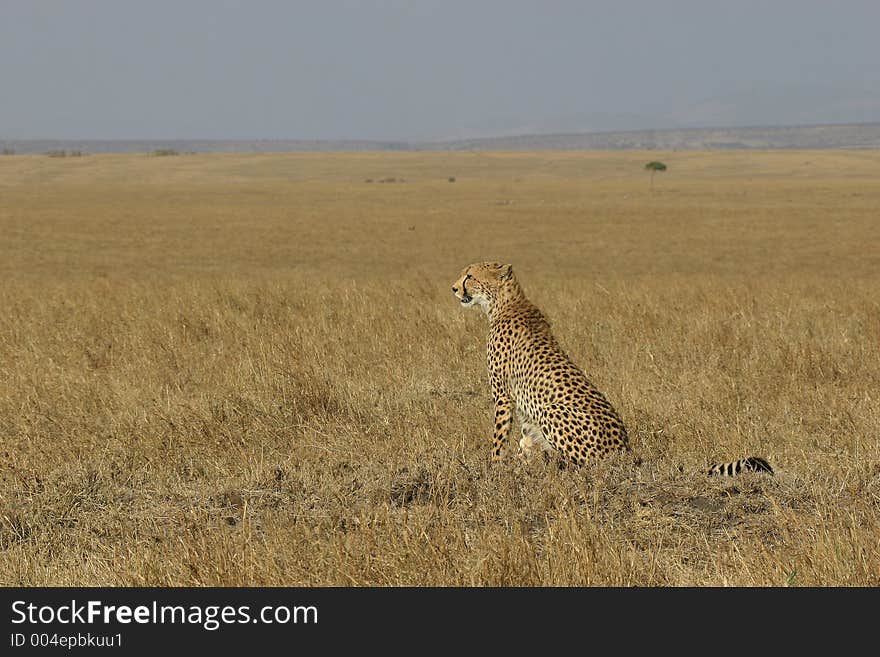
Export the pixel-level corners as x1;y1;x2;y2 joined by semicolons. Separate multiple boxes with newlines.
452;261;773;476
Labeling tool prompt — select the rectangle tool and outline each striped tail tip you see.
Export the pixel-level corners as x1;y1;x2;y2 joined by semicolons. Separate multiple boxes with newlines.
707;456;774;477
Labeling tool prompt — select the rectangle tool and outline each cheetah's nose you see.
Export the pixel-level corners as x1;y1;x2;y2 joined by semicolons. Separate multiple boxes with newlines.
452;286;458;294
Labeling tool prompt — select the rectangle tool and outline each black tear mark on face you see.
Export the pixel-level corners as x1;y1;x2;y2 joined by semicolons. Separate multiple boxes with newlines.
461;273;472;303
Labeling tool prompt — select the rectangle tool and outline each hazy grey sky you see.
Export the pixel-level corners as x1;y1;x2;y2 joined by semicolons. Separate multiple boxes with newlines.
2;0;879;140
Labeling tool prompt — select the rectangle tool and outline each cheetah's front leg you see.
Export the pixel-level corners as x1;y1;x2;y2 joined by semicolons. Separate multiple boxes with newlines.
491;395;513;462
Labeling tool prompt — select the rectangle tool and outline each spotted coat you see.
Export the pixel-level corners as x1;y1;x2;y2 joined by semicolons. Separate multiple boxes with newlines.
452;261;774;476
453;261;626;465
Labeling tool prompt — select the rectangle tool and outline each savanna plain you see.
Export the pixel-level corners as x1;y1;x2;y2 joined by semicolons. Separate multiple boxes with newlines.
1;150;878;586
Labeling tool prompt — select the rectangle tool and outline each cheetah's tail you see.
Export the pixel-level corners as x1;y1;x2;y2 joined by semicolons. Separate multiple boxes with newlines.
707;456;773;477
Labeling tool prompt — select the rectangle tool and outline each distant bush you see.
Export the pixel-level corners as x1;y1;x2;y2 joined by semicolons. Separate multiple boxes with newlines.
448;176;456;183
1;147;14;155
364;176;410;184
46;150;67;158
645;160;667;190
152;149;179;156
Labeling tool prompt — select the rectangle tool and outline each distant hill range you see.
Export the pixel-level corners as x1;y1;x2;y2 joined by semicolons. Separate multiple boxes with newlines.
4;123;880;154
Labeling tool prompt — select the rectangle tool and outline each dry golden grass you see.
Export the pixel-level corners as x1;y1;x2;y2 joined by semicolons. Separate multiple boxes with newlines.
1;150;879;586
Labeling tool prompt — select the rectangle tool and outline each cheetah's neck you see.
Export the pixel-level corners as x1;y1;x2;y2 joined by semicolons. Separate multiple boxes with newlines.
488;285;545;326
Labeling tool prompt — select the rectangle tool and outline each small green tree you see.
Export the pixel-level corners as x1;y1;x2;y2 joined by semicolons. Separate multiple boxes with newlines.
645;161;667;190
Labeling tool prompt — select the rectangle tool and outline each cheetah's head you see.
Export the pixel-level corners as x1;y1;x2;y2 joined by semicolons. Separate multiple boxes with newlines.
452;262;515;313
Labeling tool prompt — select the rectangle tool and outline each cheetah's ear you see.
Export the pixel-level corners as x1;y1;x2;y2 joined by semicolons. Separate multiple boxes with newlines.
500;263;514;280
